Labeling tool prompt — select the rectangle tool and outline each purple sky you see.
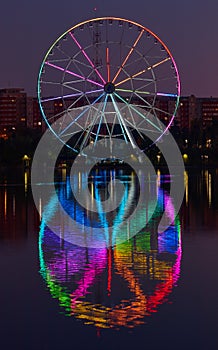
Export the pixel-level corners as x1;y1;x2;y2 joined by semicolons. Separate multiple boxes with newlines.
1;0;218;97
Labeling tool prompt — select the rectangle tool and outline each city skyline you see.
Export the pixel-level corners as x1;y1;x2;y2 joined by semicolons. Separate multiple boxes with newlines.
1;87;218;135
1;0;218;97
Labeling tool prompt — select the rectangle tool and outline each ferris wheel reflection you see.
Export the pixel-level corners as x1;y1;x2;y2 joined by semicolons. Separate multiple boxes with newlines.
39;168;181;329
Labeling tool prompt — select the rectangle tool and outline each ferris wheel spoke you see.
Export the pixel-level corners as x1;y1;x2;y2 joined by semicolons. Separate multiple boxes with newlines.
110;98;128;144
62;116;92;151
80;98;107;150
155;75;178;83
131;90;154;109
62;79;104;97
106;48;110;83
71;54;104;83
123;107;146;140
140;106;163;130
109;114;118;138
115;57;171;87
152;105;175;117
112;29;145;84
77;115;97;151
114;92;162;133
111;95;136;148
41;94;74;103
40;81;61;86
40;89;101;103
57;109;72;136
65;93;88;111
157;92;178;97
56;45;72;60
45;61;104;88
121;55;145;70
69;130;86;151
48;89;103;102
62;115;89;138
132;90;177;98
116;88;177;100
61;81;82;91
58;92;105;137
94;94;109;146
69;57;93;80
72;55;94;67
115;77;155;95
46;109;66;123
69;31;106;85
116;88;151;97
124;101;161;134
140;43;164;61
71;58;97;75
133;78;155;90
122;48;161;74
103;112;114;138
46;58;70;65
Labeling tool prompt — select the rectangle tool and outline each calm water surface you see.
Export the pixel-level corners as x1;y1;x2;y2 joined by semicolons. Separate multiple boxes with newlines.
0;167;218;350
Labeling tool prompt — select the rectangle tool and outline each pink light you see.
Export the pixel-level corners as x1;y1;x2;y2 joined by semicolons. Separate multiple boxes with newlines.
107;248;112;296
69;32;106;84
70;249;107;309
146;248;181;313
173;247;182;285
45;61;104;88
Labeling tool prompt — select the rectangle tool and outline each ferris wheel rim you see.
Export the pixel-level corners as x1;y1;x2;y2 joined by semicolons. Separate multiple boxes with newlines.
37;17;181;153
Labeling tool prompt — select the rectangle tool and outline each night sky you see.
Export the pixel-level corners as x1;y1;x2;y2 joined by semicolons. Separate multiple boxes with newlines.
1;0;218;97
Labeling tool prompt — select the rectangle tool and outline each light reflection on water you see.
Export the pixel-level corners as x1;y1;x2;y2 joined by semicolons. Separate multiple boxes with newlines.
181;168;218;230
39;168;181;329
1;168;218;348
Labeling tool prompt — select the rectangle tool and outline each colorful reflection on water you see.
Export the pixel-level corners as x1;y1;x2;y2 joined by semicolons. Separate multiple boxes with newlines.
39;168;181;329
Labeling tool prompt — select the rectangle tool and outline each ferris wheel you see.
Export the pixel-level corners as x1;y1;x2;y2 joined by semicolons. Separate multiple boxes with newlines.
38;17;180;153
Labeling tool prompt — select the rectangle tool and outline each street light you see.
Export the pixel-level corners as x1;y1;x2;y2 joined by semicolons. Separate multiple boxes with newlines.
22;154;31;169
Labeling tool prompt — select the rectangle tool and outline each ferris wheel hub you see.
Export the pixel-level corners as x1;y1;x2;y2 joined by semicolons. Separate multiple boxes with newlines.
104;82;115;94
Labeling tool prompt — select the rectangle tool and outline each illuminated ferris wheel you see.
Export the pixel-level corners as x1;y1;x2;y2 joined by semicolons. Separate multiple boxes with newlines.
38;17;180;153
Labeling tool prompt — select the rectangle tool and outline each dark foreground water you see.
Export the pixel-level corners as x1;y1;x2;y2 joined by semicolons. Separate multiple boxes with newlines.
0;167;218;350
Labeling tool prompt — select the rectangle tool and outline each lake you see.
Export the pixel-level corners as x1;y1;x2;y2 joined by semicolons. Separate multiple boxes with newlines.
0;167;218;350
